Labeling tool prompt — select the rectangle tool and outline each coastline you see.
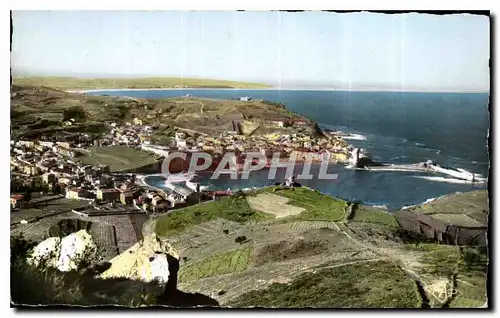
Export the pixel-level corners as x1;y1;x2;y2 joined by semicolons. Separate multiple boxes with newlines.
66;87;272;93
66;87;489;94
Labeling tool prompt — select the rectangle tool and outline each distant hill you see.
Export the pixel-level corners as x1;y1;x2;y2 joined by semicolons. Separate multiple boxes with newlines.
12;76;270;91
10;85;309;139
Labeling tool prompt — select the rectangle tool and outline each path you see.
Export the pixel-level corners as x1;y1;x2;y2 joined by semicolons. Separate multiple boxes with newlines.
311;257;388;273
199;101;205;115
142;218;156;238
331;220;457;307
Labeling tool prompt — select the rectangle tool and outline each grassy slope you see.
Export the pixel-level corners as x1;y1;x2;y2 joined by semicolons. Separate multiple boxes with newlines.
155;195;272;237
352;205;400;228
402;190;488;226
228;261;421;308
404;243;488;308
13;76;270;90
156;187;348;237
265;187;348;221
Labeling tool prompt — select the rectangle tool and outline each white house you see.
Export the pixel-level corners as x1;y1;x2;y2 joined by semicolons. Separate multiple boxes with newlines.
175;132;187;148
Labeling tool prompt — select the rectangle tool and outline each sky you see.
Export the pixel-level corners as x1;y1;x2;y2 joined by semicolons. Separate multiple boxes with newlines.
11;11;490;91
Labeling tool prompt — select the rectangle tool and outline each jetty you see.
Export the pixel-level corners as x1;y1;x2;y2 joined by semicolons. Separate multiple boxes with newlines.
348;153;486;183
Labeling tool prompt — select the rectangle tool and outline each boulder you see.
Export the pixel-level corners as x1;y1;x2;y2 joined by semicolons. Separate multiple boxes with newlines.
58;230;97;271
28;230;97;272
100;233;178;286
140;253;170;285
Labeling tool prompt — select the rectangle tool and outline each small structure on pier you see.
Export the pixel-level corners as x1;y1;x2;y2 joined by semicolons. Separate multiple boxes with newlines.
349;148;361;168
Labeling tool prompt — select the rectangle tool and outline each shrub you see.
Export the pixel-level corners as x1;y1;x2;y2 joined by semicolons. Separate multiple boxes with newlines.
63;107;86;122
235;236;247;245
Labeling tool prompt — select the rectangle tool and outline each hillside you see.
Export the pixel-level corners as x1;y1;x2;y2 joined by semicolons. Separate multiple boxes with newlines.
151;187;488;308
13;76;270;90
10;187;488;307
10;85;307;139
11;85;137;138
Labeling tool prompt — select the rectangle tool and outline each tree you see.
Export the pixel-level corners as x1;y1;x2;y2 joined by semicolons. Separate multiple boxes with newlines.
24;190;31;203
52;183;62;195
63;107;86;122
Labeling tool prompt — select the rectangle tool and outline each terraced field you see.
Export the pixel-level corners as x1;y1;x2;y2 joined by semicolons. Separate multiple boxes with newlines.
178;246;380;304
179;247;252;282
284;220;339;232
167;218;244;254
171;213;385;304
11;208;141;261
170;215;486;307
97;215;138;254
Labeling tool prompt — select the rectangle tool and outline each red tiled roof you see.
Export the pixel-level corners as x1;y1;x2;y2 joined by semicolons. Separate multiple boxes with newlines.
211;191;231;196
99;188;120;193
11;194;24;200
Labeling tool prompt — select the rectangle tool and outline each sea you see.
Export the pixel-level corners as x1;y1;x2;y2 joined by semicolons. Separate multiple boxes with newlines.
87;89;490;210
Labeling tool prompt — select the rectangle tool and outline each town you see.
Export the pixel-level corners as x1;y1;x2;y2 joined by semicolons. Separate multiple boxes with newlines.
10;103;352;222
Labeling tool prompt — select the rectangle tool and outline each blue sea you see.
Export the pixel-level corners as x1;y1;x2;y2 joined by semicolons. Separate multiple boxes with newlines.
88;89;490;210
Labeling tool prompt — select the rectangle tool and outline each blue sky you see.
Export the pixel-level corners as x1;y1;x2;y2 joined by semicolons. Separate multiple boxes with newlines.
11;11;490;91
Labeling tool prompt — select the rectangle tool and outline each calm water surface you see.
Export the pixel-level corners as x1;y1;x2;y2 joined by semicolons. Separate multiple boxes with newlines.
90;89;489;210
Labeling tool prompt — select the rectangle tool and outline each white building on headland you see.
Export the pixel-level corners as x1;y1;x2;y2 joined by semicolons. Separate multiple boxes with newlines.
175;132;187;149
141;144;170;157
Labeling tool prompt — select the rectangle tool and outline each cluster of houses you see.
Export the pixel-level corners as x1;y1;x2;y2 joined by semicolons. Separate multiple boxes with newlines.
191;119;350;164
10;109;352;214
99;120;154;147
10;131;172;213
136;114;351;175
11;137;88;176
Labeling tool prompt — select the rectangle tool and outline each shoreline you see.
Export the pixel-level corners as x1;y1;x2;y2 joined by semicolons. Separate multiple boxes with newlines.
67;87;272;93
138;172;486;212
66;87;489;94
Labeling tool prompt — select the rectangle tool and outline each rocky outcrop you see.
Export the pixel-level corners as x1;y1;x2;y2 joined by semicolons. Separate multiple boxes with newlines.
140;253;170;285
28;230;97;272
349;148;360;167
100;233;178;286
